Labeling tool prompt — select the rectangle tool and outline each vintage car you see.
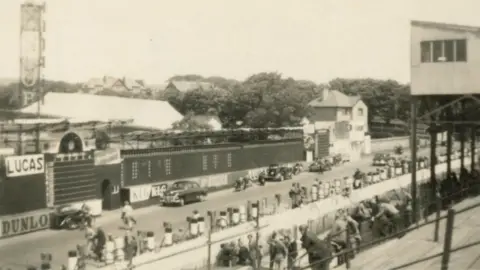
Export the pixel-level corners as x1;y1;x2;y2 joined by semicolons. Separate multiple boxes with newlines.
308;161;331;173
373;153;390;166
161;180;208;206
265;164;293;181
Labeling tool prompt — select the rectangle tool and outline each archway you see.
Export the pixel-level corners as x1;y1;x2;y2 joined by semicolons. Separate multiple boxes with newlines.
101;179;111;210
58;131;84;154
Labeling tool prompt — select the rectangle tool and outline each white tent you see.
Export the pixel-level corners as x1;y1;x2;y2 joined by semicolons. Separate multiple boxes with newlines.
21;92;184;130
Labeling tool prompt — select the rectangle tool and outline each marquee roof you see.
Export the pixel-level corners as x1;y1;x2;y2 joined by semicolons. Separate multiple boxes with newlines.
21;92;184;130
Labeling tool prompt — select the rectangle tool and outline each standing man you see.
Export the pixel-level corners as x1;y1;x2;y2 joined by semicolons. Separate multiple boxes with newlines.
93;227;106;262
122;201;137;229
300;225;332;270
285;235;297;270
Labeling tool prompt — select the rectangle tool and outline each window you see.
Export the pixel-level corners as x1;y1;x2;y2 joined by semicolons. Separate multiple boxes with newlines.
420;41;432;62
227;153;232;168
202;155;208;171
164;158;171;176
421;39;467;63
357;108;364;117
444;40;454;62
132;161;138;180
147;161;152;178
456;39;467;61
212;154;218;169
433;41;443;62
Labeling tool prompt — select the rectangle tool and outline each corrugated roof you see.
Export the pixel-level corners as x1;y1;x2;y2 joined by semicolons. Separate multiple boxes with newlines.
411;20;480;33
308;90;361;108
20;92;184;130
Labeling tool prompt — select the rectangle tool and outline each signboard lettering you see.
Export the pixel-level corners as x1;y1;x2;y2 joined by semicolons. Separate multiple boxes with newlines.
151;184;168;198
130;185;152;203
5;154;45;177
1;213;50;237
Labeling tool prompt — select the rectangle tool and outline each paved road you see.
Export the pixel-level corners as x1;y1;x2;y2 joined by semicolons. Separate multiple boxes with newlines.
0;147;435;270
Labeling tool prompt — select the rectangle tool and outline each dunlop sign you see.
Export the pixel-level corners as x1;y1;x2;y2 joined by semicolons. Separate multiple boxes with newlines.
5;154;45;177
1;212;50;238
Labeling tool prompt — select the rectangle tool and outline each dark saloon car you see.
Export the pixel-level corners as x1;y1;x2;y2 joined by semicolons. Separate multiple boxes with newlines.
161;180;208;206
265;164;293;181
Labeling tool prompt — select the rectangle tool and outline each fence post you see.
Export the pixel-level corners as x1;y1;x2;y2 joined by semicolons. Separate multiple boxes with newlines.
255;200;261;270
207;211;214;270
433;192;441;242
345;229;351;269
441;208;456;270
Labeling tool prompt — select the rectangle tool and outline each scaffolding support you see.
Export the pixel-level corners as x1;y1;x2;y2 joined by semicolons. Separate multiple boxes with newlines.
471;127;476;171
430;128;437;198
446;107;453;177
411;99;418;224
460;100;466;170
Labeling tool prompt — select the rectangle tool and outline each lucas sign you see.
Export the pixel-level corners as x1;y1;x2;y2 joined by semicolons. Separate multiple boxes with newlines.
5;154;45;177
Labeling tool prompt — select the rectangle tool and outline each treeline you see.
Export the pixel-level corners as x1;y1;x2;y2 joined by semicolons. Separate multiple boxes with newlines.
162;73;411;129
0;73;411;130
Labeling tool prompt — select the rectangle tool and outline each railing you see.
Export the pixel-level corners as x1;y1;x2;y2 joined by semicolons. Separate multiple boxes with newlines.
300;183;480;270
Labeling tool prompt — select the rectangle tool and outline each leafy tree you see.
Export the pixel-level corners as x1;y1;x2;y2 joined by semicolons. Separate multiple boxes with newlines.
171;112;213;131
168;74;204;82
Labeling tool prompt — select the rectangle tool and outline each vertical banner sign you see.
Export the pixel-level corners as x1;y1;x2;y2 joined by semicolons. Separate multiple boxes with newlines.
44;161;54;207
19;2;45;106
5;154;45;177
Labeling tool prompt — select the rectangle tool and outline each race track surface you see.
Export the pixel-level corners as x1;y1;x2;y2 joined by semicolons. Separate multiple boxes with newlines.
0;147;437;269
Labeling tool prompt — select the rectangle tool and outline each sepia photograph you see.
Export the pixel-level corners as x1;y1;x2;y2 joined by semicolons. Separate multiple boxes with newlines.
0;0;480;269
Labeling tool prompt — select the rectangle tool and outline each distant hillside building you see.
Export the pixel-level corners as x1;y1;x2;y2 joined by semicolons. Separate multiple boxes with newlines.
305;89;369;160
83;76;147;94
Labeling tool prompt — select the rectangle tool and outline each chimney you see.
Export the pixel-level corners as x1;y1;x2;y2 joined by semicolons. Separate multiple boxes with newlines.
322;88;330;101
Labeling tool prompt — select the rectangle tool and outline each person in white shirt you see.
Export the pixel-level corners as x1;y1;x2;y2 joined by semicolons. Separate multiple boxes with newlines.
373;199;401;236
81;202;94;226
121;201;137;229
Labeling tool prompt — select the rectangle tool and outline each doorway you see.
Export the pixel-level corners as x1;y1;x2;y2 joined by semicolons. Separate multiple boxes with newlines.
101;179;111;210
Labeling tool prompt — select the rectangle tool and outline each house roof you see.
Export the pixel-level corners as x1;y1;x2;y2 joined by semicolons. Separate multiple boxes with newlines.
190;115;221;125
84;78;103;88
169;81;214;92
411;20;480;33
123;78;145;90
20;92;184;130
308;90;361;108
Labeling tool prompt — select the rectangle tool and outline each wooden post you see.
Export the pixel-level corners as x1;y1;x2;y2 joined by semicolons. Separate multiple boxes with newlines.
345;229;351;269
411;99;418;224
460;100;466;170
433;191;441;242
471;127;476;172
430;126;437;210
35;123;41;153
207;211;214;270
446;111;453;177
255;200;261;270
441;209;456;270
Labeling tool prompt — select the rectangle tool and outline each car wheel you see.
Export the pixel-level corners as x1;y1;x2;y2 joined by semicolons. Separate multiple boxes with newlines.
179;197;185;206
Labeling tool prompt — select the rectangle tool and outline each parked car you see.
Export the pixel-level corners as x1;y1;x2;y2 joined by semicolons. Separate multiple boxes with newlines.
373;153;390;166
161;180;208;206
308;161;332;173
265;164;293;181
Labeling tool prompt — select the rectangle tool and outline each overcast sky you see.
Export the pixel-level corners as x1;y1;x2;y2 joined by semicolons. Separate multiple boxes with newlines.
0;0;478;84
